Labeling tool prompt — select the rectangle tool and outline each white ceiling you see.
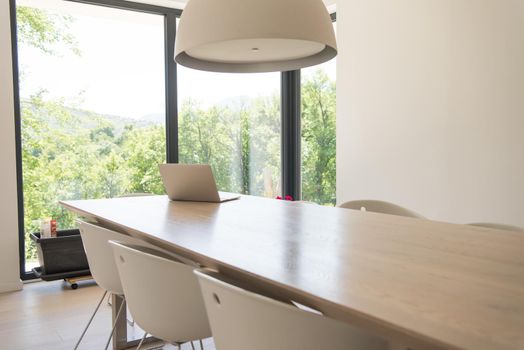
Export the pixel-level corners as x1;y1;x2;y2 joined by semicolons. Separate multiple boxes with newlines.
131;0;336;12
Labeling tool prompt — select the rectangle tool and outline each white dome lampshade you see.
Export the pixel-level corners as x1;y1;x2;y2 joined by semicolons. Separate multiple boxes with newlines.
175;0;337;73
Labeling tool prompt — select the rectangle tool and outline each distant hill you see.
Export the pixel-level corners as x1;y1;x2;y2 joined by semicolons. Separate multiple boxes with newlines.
141;113;165;125
21;98;162;136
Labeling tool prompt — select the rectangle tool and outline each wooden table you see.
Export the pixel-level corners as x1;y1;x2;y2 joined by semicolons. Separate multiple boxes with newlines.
60;195;524;350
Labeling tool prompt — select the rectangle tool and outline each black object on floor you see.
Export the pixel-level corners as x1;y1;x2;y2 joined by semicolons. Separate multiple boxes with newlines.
30;229;91;288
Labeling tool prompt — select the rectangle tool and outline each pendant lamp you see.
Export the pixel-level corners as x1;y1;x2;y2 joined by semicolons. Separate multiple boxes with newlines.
175;0;337;73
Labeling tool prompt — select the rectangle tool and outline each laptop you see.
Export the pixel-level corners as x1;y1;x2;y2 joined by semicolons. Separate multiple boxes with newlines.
159;164;240;203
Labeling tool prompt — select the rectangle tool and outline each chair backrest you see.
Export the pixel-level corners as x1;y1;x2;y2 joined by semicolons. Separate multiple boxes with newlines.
468;222;524;232
78;220;148;295
194;269;387;350
110;241;212;344
338;200;424;219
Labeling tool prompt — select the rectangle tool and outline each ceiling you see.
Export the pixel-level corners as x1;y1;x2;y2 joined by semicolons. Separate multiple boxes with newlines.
131;0;336;11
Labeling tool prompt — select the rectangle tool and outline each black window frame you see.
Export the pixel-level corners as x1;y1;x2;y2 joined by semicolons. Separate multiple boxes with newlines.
281;11;337;201
9;0;335;280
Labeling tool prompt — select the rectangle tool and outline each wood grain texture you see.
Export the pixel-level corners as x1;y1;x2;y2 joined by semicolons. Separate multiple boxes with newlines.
60;195;524;350
0;281;214;350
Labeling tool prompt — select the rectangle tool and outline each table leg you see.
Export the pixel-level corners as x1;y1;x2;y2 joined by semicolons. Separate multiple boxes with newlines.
112;294;128;350
111;294;164;350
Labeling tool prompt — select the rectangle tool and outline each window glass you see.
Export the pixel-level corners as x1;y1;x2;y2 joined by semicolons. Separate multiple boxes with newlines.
301;23;337;205
177;21;281;197
16;0;166;271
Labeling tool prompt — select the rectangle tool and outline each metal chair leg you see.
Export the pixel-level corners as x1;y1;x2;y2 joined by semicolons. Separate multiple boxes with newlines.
136;332;148;350
74;290;108;350
104;295;126;350
126;310;135;327
191;341;196;350
109;293;135;326
199;339;204;350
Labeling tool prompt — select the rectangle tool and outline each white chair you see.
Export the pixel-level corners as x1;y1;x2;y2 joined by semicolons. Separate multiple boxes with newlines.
194;269;388;350
75;220;161;350
109;241;212;350
468;222;524;232
338;200;424;219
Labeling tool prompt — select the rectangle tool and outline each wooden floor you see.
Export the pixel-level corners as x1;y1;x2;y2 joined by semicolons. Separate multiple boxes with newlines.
0;280;215;350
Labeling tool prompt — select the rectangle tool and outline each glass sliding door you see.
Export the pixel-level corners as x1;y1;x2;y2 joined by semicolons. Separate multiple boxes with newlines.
301;23;337;205
177;68;281;198
14;1;334;276
177;21;281;198
16;0;166;272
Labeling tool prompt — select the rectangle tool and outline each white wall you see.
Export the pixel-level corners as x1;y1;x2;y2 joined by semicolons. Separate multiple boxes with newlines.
0;0;23;293
337;0;524;226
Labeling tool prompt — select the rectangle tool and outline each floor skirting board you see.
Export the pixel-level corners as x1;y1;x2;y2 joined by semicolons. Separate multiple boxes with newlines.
0;280;23;294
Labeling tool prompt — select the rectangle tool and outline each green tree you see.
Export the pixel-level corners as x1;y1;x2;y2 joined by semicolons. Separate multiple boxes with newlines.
16;3;337;264
17;6;80;55
21;92;169;260
179;99;236;191
178;95;281;198
247;95;281;197
121;125;166;195
238;103;251;193
17;6;82;261
301;70;337;205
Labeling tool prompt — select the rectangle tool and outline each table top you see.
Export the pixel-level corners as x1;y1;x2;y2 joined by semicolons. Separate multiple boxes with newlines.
61;195;524;350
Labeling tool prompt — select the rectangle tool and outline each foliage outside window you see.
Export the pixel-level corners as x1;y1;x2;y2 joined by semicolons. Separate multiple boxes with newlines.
17;3;166;265
15;3;337;269
301;23;337;206
177;66;281;198
301;69;336;205
179;96;281;197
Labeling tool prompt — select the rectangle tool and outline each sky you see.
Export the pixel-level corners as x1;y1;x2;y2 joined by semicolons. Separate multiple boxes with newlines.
18;0;336;120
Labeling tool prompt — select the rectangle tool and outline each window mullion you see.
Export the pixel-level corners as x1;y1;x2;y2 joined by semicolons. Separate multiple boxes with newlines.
281;70;301;200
